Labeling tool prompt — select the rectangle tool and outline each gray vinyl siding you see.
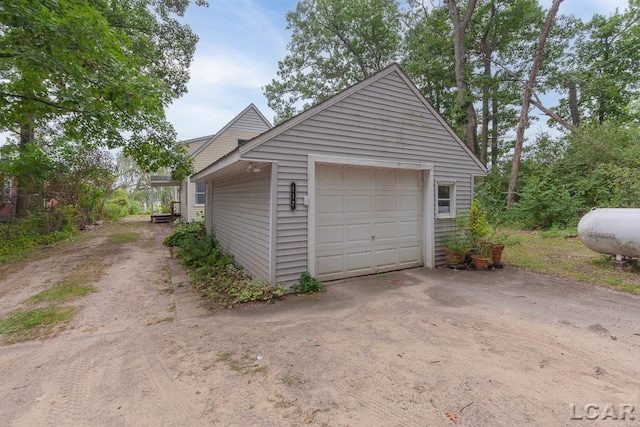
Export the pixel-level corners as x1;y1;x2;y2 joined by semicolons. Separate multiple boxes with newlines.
229;107;270;133
245;70;484;283
186;106;271;223
210;165;271;281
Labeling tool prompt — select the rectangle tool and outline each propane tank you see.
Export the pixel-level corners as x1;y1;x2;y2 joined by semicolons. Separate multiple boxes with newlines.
577;208;640;257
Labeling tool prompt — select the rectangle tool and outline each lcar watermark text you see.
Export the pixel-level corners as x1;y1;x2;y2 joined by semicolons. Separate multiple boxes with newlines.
570;404;636;421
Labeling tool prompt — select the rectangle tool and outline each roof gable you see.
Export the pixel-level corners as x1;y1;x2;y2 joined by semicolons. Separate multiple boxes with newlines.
239;63;486;173
192;103;272;159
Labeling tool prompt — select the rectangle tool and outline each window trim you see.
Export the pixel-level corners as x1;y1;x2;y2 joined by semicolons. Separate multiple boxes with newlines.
194;182;206;206
436;181;456;219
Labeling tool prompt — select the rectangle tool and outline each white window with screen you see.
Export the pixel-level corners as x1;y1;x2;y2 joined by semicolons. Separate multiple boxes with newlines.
436;182;455;218
195;182;206;205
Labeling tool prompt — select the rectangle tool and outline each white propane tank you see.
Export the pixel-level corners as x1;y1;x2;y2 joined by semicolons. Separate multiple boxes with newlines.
577;208;640;257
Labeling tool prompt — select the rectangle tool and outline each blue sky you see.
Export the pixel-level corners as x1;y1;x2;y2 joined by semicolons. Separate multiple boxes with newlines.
168;0;630;141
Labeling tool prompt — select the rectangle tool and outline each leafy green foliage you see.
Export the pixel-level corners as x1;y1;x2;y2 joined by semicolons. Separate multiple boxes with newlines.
479;122;640;229
163;221;206;247
553;6;640;126
164;223;287;305
293;272;325;294
442;233;472;256
0;214;76;262
0;0;202;178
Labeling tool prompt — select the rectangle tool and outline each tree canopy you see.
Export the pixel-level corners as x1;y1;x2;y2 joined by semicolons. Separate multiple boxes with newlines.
0;0;206;179
263;0;402;124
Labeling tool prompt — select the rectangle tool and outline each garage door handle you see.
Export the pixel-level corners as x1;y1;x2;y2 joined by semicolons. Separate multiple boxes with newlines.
371;235;376;239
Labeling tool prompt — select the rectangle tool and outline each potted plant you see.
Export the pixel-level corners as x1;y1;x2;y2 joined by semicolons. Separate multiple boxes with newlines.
488;230;521;265
457;200;491;251
471;241;492;270
442;233;471;266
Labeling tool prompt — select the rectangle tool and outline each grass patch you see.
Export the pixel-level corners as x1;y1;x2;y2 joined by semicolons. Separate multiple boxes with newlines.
25;282;97;305
502;229;640;294
0;306;78;344
108;232;140;244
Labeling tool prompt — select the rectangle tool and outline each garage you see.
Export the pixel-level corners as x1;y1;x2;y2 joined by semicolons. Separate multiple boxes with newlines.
315;164;424;281
192;64;485;285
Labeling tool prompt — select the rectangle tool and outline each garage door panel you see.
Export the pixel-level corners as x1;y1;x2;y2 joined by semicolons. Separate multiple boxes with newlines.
316;224;343;245
317;167;344;186
374;247;398;268
316;164;423;281
317;195;344;214
399;245;421;265
399;220;420;237
346;223;373;244
317;254;344;276
346;250;373;273
347;195;372;214
374;222;396;240
375;195;397;212
399;195;420;212
374;169;396;186
399;170;421;187
344;167;373;186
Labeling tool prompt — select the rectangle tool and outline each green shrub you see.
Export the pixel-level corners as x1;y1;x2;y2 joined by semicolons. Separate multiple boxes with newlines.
163;221;206;247
102;203;128;221
165;223;287;305
294;272;325;293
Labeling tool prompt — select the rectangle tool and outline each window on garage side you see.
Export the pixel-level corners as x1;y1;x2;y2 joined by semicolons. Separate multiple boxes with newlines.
195;182;206;205
437;182;455;218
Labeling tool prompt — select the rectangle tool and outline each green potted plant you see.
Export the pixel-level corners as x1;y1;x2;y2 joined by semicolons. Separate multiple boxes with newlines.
458;200;491;250
488;230;521;265
442;233;471;266
471;241;492;270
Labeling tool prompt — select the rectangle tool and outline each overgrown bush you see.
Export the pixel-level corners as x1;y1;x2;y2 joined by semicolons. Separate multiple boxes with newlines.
0;212;77;262
477;122;640;230
163;221;206;248
164;223;287;305
293;271;325;293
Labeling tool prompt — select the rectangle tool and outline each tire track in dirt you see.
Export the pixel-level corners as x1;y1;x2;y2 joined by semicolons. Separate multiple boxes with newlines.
46;354;96;426
474;321;640;391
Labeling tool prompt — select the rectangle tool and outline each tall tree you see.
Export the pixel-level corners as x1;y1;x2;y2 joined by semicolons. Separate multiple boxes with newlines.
0;0;205;215
506;0;563;208
553;4;640;126
444;0;478;153
263;0;402;123
402;2;458;131
471;0;544;165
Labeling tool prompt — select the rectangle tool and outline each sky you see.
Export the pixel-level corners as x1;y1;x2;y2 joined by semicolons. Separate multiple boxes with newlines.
168;0;631;142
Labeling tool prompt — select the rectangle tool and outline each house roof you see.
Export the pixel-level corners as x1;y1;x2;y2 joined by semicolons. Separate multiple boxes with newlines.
190;103;272;160
192;63;486;182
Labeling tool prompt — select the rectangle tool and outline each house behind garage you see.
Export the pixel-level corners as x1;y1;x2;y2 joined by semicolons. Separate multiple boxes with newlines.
193;63;486;285
177;104;272;222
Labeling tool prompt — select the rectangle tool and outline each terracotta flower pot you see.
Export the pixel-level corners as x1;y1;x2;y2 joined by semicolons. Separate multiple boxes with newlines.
445;248;466;265
490;244;505;264
471;255;491;271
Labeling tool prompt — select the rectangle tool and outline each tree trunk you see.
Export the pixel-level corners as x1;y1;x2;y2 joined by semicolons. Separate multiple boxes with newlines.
15;116;35;218
567;80;580;126
506;0;563;208
445;0;478;154
491;93;499;167
480;44;493;165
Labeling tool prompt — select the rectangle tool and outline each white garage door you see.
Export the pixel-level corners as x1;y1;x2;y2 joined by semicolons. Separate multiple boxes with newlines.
315;164;423;281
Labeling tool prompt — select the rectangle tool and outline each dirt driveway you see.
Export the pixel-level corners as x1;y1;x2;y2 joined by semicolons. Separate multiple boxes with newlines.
1;218;639;426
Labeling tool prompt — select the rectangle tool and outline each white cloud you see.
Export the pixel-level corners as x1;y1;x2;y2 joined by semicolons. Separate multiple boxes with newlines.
188;49;274;89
